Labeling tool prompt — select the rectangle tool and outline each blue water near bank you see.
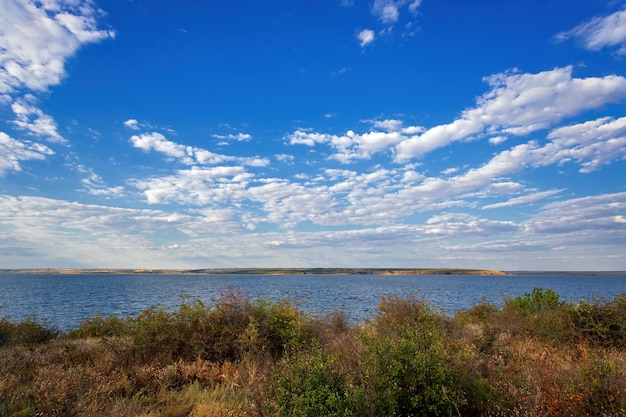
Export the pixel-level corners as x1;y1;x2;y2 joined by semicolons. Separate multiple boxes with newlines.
1;273;625;331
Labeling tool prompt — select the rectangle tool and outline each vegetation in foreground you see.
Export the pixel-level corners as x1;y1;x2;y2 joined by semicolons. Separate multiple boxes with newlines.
1;288;626;416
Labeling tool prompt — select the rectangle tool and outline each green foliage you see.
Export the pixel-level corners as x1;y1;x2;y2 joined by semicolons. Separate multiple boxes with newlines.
571;293;626;348
110;287;312;365
362;328;465;416
0;314;57;347
506;287;564;314
68;314;129;338
269;345;364;417
363;295;466;416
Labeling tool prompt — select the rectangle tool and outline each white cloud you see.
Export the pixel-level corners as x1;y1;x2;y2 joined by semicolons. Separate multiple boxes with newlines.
212;132;252;142
489;136;507;145
524;192;626;235
0;0;114;94
130;132;269;167
394;66;626;161
78;167;125;197
11;97;67;143
123;119;140;130
0;131;54;175
544;116;626;173
373;119;403;131
482;189;563;210
423;212;519;237
289;68;626;165
275;153;295;164
288;127;410;162
375;2;399;24
556;7;626;55
131;166;254;205
372;0;422;24
357;29;375;47
0;195;221;268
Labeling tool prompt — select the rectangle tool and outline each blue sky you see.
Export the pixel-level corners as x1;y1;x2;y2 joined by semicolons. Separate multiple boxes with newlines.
1;0;626;270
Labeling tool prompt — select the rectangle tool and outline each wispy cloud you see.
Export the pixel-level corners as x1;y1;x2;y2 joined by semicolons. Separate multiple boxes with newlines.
483;189;564;210
212;132;252;142
372;0;421;24
130;132;268;167
11;97;67;143
0;131;53;175
556;7;626;55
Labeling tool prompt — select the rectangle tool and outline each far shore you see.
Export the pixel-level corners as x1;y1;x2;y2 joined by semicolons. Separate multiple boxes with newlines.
1;268;625;276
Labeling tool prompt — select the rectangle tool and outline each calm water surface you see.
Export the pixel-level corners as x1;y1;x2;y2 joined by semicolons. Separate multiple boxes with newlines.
1;273;625;331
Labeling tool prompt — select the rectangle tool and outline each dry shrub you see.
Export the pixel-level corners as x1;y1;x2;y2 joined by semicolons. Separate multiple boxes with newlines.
2;289;626;417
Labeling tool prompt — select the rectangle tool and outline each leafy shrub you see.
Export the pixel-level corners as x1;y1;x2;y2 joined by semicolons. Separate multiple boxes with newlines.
571;293;626;348
373;292;443;335
362;323;466;416
501;288;575;342
269;344;364;417
506;287;564;314
0;315;57;347
118;288;312;366
68;314;130;338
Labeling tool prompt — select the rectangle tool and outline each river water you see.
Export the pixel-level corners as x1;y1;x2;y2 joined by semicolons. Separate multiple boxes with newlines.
1;273;625;331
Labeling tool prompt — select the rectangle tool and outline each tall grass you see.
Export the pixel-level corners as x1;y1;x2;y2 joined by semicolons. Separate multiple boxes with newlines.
1;288;625;416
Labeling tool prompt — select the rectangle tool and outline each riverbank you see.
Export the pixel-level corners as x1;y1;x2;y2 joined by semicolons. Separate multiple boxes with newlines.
1;288;625;416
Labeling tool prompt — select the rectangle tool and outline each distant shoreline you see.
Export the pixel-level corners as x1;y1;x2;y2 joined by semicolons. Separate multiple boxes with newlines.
1;268;625;276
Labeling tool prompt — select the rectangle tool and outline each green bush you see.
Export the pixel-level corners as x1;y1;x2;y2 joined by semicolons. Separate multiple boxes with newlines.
0;315;57;347
68;314;129;338
113;288;313;365
269;345;364;417
506;288;564;314
571;293;626;348
362;325;466;416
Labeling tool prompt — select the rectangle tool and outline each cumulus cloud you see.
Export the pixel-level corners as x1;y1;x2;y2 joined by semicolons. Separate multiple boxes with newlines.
394;66;626;161
130;132;269;167
0;0;114;172
556;7;626;55
357;29;375;47
287;68;626;164
0;131;54;175
0;0;114;94
131;166;254;205
544;116;626;173
288;125;416;163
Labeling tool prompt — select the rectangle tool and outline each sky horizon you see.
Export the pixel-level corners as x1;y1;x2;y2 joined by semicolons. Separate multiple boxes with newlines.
1;0;626;270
